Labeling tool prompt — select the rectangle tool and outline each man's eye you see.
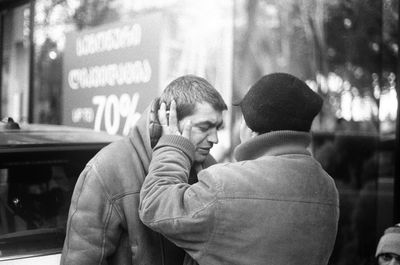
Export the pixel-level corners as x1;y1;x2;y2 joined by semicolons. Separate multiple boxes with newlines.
380;254;394;261
198;126;210;132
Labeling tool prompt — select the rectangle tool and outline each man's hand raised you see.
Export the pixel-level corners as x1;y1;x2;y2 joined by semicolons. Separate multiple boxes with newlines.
158;100;192;140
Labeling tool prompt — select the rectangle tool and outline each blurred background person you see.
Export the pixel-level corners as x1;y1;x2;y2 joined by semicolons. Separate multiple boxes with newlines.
376;224;400;265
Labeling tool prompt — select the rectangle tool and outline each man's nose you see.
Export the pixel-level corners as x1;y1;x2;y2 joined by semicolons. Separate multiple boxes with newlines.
207;128;218;144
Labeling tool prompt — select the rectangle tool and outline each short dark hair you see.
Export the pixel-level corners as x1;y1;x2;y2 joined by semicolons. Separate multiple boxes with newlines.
160;75;227;120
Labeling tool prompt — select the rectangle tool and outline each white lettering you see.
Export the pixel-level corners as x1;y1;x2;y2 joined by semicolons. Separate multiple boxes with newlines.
92;95;106;131
122;93;140;135
76;24;142;56
104;94;120;135
71;108;94;123
67;60;152;90
91;94;141;135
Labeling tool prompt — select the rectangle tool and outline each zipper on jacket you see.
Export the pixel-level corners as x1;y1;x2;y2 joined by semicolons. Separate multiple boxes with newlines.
159;234;166;265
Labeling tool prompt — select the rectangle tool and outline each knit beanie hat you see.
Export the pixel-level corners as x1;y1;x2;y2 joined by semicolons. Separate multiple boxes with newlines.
237;73;323;134
376;224;400;257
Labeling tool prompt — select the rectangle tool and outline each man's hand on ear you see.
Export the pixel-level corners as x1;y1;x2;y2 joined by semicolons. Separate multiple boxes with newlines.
158;100;192;140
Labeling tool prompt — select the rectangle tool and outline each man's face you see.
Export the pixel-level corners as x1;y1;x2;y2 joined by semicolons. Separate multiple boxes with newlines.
378;253;400;265
239;116;251;143
179;102;224;163
239;115;257;143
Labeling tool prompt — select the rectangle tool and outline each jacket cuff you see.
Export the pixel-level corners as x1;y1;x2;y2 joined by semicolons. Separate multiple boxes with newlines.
155;135;195;162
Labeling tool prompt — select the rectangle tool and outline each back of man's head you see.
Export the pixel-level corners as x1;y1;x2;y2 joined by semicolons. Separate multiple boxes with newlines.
160;75;227;120
238;73;323;134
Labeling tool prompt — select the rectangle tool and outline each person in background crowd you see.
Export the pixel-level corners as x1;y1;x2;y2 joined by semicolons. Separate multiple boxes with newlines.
376;224;400;265
61;75;227;265
139;72;340;265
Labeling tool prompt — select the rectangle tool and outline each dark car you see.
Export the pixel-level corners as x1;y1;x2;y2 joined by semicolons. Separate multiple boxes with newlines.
0;118;122;264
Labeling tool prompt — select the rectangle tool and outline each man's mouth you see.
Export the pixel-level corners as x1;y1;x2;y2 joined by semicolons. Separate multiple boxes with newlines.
197;147;211;154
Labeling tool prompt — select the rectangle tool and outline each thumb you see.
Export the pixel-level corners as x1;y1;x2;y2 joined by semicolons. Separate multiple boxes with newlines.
182;120;192;140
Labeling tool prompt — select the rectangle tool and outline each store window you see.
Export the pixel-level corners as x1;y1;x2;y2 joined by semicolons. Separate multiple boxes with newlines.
0;4;30;122
233;0;398;264
30;0;233;159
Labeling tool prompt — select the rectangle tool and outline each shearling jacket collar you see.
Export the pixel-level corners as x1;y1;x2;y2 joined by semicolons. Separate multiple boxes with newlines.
234;130;311;161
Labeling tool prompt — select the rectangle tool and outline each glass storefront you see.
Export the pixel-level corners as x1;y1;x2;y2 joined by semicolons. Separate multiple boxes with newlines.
0;3;30;123
0;0;398;264
232;1;398;264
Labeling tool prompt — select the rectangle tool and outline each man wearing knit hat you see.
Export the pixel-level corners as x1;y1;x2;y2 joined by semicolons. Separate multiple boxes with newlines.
376;224;400;265
139;73;340;265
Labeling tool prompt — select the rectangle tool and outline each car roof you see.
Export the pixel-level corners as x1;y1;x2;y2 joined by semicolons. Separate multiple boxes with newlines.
0;123;123;153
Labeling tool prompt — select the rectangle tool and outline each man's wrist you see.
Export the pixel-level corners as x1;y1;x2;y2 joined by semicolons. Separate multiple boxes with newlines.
155;135;195;163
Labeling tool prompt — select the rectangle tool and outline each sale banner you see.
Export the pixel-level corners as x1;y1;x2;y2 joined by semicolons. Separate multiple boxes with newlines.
62;12;161;135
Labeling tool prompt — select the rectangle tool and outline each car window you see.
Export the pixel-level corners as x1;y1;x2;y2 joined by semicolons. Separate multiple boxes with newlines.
0;159;83;259
0;124;120;261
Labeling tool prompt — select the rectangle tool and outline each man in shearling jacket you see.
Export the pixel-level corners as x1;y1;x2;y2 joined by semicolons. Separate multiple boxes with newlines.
61;75;227;265
139;73;340;265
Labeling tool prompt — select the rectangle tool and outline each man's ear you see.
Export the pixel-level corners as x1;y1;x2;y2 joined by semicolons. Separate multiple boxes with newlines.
177;118;185;135
149;98;162;148
240;121;254;143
